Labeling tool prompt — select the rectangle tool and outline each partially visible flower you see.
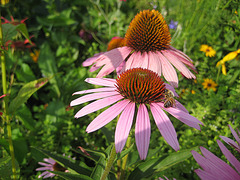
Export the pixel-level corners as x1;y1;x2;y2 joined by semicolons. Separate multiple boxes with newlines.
216;49;240;75
3;36;35;51
220;124;240;153
78;29;93;41
169;20;178;30
159;176;176;180
202;78;217;91
71;68;203;160
30;49;40;63
200;44;216;57
192;140;240;179
1;16;28;25
83;10;196;88
36;158;68;179
83;36;126;75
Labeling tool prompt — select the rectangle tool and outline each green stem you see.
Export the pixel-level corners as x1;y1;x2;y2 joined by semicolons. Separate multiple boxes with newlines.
120;136;131;180
0;12;17;180
100;145;117;180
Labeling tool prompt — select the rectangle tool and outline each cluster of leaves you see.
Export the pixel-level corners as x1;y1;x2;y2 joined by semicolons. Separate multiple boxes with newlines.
0;0;239;179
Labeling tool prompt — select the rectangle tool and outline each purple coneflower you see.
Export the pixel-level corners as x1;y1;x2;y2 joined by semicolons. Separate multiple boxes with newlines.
36;158;67;179
83;10;196;87
192;140;240;179
71;68;203;160
220;124;240;153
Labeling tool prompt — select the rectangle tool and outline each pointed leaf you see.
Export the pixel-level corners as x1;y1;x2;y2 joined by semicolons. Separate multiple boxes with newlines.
50;171;93;180
15;24;31;44
2;24;17;43
9;77;50;114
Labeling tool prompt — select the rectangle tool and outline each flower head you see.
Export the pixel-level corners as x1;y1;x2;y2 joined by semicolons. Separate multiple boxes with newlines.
71;68;203;160
30;49;40;63
36;158;67;179
83;10;196;87
220;124;240;153
192;140;240;179
202;78;217;91
216;49;240;75
200;44;216;57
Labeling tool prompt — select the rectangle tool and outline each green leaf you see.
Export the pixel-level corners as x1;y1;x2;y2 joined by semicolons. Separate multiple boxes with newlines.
90;145;112;179
15;24;31;44
9;77;50;114
15;63;36;83
38;43;60;97
127;147;198;180
49;171;93;180
0;156;19;180
15;104;35;130
2;24;17;43
36;9;76;27
116;144;134;160
32;147;92;176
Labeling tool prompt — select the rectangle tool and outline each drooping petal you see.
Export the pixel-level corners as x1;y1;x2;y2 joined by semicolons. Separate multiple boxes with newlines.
161;50;196;79
73;87;116;95
200;146;240;179
85;78;116;87
219;136;239;151
156;51;178;87
82;52;104;67
38;171;50;178
93;47;132;77
75;95;124;118
217;140;240;173
115;102;135;153
36;167;52;171
194;169;216;180
43;158;55;165
43;172;55;178
148;52;162;76
229;124;240;145
159;103;203;130
38;162;52;167
150;103;179;151
135;104;151;160
175;100;189;113
70;91;119;106
86;99;130;133
128;51;145;68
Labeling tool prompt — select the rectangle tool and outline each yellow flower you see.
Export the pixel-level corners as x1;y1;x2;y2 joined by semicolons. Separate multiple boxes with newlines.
216;49;240;75
200;44;216;57
191;90;196;94
30;49;40;63
1;0;9;5
202;78;218;91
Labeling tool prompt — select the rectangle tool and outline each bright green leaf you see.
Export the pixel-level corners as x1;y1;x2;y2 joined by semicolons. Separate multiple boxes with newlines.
9;77;50;114
49;171;93;180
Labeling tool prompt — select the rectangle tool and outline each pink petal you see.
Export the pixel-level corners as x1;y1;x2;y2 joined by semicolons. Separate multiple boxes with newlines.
115;102;135;153
75;94;123;118
70;91;119;106
194;169;216;180
159;103;203;130
43;158;55;165
38;162;52;167
82;52;104;67
38;171;50;178
229;124;240;145
36;167;52;171
94;47;132;77
200;146;240;179
156;52;178;88
135;104;151;160
122;52;136;73
150;103;179;151
168;46;193;63
175;100;189;113
161;50;196;79
217;140;240;173
43;172;55;178
219;136;239;150
85;78;116;87
72;87;116;95
86;99;130;133
148;52;162;76
127;51;145;69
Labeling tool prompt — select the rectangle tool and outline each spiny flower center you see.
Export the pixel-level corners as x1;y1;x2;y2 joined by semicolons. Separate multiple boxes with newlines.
125;10;171;53
116;68;165;104
107;37;126;51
